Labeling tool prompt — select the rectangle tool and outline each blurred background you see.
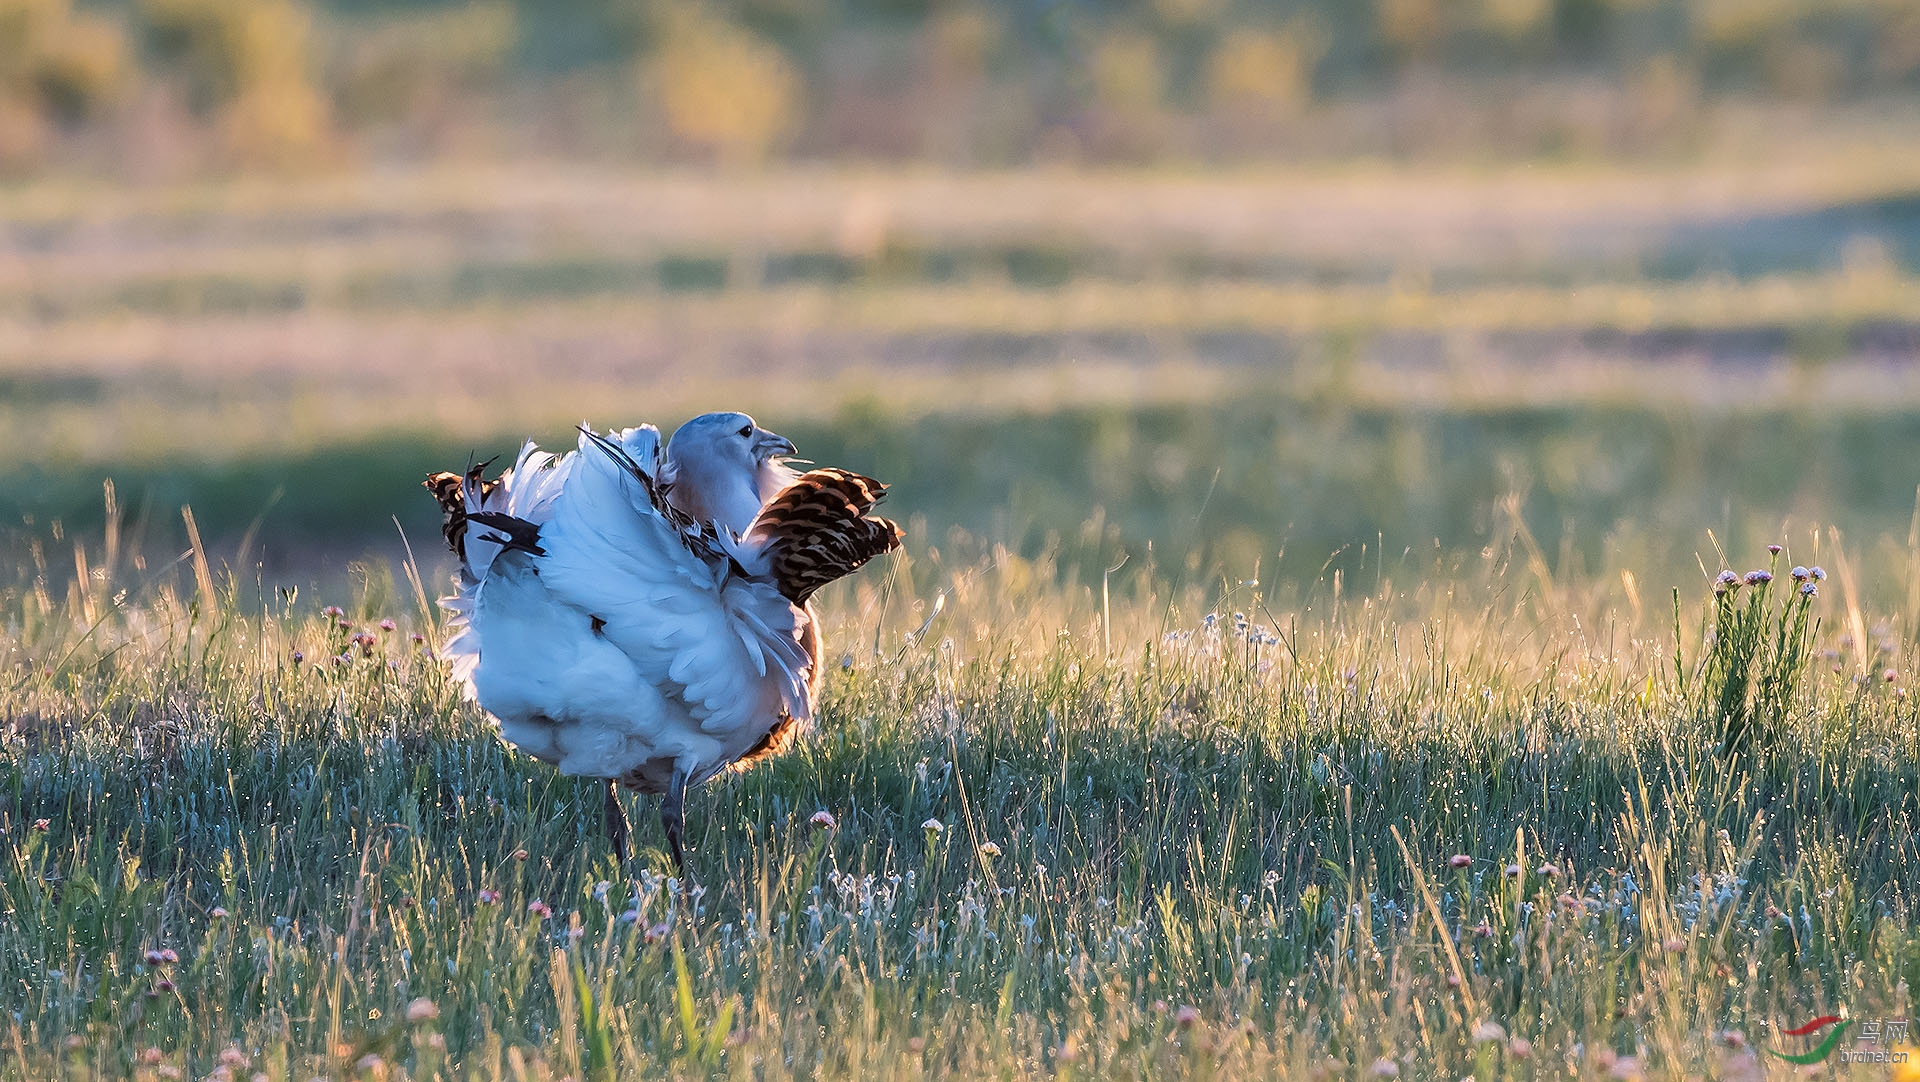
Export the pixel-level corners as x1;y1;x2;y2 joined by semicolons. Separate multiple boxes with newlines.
4;0;1920;602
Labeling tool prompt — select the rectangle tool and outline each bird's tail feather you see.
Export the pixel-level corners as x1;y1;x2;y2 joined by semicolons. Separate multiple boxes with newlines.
424;441;569;575
422;456;500;565
425;440;570;697
468;511;547;557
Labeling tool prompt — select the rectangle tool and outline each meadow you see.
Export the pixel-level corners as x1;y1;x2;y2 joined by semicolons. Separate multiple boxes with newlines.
3;162;1920;1079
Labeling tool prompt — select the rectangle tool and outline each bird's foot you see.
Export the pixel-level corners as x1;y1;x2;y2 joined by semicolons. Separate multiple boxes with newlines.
603;780;632;865
662;764;691;880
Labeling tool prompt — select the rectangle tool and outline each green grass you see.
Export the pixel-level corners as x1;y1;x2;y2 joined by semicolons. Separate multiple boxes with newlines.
0;509;1914;1080
18;390;1920;606
5;164;1920;1078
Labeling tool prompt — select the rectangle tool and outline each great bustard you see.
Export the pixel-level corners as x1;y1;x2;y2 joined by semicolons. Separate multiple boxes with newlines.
425;412;901;869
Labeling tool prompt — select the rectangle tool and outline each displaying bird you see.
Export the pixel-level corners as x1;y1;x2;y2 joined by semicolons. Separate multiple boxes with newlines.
424;412;902;870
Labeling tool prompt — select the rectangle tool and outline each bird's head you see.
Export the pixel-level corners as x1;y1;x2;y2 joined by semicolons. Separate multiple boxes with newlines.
668;411;795;472
663;412;799;533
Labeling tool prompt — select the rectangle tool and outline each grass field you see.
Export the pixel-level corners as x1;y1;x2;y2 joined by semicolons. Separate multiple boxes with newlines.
3;162;1920;1078
2;518;1916;1079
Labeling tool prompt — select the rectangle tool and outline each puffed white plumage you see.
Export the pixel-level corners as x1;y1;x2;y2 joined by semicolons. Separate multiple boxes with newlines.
425;412;900;869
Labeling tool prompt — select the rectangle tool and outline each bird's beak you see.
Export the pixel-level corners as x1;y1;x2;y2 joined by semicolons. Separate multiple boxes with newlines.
754;429;797;460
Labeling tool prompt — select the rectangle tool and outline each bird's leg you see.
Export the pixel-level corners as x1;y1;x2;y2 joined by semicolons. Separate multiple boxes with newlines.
661;764;691;875
603;779;632;865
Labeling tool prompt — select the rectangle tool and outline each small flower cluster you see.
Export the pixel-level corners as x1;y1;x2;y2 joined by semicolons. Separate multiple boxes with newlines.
141;947;179;996
201;1045;252;1082
803;869;916;938
1166;611;1284;652
1713;567;1781;595
301;608;422;669
1209;611;1283;646
612;868;686;938
1673;871;1747;930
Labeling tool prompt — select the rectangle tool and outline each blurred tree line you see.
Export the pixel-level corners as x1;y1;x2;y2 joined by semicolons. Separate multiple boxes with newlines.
1;0;1918;171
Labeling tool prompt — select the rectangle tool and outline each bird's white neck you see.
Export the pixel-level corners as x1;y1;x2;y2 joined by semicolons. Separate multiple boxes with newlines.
666;458;796;535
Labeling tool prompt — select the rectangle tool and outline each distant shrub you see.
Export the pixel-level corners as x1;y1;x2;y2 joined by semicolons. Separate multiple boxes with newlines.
34;13;128;124
927;3;997;76
1149;0;1224;32
219;70;328;165
141;0;246;110
0;0;127;165
0;0;62;78
331;2;515;129
138;0;332;165
0;0;1914;170
1379;0;1443;55
1477;0;1551;39
1207;27;1318;119
1090;28;1165;113
1690;0;1794;48
646;1;799;163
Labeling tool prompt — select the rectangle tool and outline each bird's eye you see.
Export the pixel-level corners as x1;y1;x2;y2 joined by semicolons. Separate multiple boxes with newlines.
738;425;753;438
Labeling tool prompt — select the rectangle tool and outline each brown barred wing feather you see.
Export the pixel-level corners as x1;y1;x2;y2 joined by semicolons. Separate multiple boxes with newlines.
750;468;904;605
